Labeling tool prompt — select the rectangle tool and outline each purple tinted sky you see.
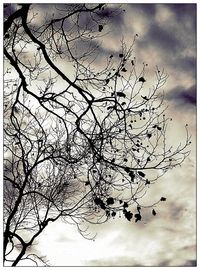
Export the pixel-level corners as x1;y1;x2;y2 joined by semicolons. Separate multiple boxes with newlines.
36;3;196;266
3;3;197;267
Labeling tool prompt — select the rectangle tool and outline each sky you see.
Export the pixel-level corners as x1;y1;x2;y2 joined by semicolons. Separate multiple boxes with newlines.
35;3;196;267
3;2;197;268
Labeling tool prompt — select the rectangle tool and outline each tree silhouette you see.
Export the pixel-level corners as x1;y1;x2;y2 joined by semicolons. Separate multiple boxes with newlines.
3;3;191;266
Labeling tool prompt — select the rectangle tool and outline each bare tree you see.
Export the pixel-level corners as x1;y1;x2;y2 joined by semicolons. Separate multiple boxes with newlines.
3;3;191;266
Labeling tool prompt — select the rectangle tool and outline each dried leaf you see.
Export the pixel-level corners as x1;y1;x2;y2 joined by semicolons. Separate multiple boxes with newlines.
138;171;145;177
107;197;114;205
98;25;103;32
139;77;146;83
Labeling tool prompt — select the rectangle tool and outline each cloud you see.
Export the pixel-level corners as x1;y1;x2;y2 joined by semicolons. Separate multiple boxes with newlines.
4;3;17;19
98;5;124;26
139;23;181;54
130;4;157;18
87;257;144;266
158;259;197;267
165;85;196;109
171;56;196;75
184;259;197;266
167;4;196;26
87;255;197;267
131;3;196;84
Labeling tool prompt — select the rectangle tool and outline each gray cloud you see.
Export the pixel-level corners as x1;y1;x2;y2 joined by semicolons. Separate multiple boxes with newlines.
168;203;185;221
139;23;181;54
158;259;197;267
172;56;196;75
126;3;196;84
167;4;196;27
183;259;197;266
85;256;143;266
166;85;196;108
85;245;197;266
129;4;157;17
3;3;17;19
98;5;124;26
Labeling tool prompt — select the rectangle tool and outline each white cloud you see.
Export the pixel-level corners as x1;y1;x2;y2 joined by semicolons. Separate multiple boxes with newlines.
155;5;176;28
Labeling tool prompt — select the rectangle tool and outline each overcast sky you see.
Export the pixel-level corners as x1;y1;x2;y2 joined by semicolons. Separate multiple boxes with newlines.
4;2;197;267
30;3;196;267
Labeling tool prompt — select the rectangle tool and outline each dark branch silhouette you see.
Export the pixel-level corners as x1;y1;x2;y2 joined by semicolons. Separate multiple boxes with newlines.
4;3;191;266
